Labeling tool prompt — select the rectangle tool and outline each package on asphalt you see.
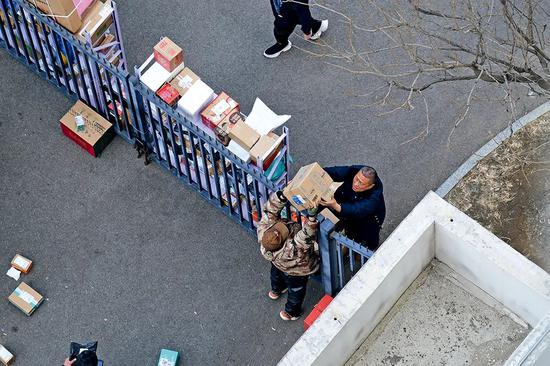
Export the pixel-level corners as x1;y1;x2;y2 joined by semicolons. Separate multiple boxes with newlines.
30;0;82;33
156;83;181;106
60;100;115;157
10;254;33;274
200;92;239;130
169;67;200;97
177;80;215;124
77;0;113;45
157;348;178;366
283;163;334;211
214;111;244;146
249;133;279;164
6;268;21;281
0;344;14;366
154;37;184;72
228;119;260;150
8;282;44;316
320;208;339;225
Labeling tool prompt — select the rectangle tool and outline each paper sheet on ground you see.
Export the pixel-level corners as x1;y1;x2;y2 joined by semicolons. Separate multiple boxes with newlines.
245;98;291;135
6;267;21;281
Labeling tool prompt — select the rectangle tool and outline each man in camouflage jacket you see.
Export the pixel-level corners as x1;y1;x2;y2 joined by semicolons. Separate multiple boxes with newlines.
257;190;320;321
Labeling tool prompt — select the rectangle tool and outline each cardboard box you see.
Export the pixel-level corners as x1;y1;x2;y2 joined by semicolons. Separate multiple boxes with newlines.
30;0;82;33
60;101;115;157
8;282;44;316
156;83;180;106
200;92;239;130
0;344;14;366
228;120;260;150
249;134;278;164
214;111;243;146
10;254;32;274
320;208;340;225
304;308;322;331
77;0;113;45
177;80;215;124
154;37;183;72
157;348;178;366
169;67;199;97
283;163;334;211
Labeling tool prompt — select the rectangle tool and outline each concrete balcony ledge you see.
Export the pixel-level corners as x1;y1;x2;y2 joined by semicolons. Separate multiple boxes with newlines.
279;192;550;366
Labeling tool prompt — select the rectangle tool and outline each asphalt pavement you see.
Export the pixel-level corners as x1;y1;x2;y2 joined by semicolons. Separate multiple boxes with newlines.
0;0;546;365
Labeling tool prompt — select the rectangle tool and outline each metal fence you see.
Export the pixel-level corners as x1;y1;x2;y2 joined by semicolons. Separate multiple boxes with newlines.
318;215;374;295
0;0;137;143
0;0;369;294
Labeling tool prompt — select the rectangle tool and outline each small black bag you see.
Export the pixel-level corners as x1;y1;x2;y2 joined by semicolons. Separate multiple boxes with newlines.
69;342;98;366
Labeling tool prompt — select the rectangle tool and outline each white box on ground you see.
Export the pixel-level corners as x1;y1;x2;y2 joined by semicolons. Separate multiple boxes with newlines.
177;81;215;124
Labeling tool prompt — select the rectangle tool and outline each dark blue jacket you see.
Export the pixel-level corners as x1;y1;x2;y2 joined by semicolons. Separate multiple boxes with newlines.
324;165;386;249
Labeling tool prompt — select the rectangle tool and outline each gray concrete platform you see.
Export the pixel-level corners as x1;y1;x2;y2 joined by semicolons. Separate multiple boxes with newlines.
346;261;529;366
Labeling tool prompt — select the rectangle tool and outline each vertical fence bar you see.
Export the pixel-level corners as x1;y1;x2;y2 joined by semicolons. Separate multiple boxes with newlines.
233;163;244;222
319;218;339;296
0;2;9;46
73;48;90;104
209;145;223;206
241;170;253;227
29;14;48;76
166;115;180;174
60;37;77;93
336;242;344;289
20;8;38;65
102;68;122;132
114;76;131;140
0;0;17;50
220;155;233;215
189;132;201;189
198;141;213;199
51;31;70;90
177;128;192;184
40;25;61;87
6;0;30;62
253;179;262;222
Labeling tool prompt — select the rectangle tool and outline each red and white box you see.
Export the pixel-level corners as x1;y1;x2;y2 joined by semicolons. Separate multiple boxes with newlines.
200;92;239;130
153;37;183;72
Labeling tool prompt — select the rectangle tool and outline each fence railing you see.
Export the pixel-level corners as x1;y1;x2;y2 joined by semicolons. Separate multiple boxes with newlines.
318;214;374;295
1;0;370;294
0;0;137;143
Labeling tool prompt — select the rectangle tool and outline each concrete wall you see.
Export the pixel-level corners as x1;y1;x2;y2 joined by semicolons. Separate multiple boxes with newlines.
278;192;550;366
505;313;550;365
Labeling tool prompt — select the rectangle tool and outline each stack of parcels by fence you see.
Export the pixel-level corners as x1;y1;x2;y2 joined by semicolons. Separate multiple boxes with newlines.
60;100;115;157
284;163;341;211
0;344;15;366
8;282;44;316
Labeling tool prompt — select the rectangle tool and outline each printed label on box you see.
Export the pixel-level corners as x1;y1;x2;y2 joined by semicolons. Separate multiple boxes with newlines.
292;195;305;206
178;75;193;88
212;100;231;115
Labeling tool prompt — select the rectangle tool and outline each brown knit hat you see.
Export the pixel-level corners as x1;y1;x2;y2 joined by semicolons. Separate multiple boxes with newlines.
261;221;290;251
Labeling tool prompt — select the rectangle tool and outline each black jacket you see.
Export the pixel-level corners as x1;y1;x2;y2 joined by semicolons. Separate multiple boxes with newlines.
324;165;386;249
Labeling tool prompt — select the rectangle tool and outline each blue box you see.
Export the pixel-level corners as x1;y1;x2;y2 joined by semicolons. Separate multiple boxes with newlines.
158;349;178;366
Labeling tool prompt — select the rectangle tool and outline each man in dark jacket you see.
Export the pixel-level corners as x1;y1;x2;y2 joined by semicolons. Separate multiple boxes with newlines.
320;165;386;250
264;0;328;58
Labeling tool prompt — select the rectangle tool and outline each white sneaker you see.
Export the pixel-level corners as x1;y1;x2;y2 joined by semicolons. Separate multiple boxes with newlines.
311;19;328;40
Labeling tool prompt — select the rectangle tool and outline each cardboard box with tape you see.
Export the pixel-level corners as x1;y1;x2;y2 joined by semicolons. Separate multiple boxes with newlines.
30;0;82;33
283;163;334;211
77;0;113;45
154;37;183;72
8;282;44;316
200;92;239;130
60;100;115;157
169;67;199;97
10;254;33;274
228;119;260;150
249;133;279;164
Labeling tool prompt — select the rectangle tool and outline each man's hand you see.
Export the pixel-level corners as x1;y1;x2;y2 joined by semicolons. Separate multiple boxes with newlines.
63;358;76;366
320;198;341;213
303;31;312;40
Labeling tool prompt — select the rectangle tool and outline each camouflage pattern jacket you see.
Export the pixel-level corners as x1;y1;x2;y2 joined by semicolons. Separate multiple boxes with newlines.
257;192;320;276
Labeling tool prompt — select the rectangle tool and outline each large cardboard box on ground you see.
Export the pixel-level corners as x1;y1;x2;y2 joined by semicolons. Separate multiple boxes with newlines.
154;37;183;72
77;0;113;45
30;0;82;33
60;100;115;157
200;92;239;130
284;163;334;211
8;282;44;316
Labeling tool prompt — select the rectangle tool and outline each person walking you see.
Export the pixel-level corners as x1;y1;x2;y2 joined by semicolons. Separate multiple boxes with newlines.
264;0;329;58
257;191;320;320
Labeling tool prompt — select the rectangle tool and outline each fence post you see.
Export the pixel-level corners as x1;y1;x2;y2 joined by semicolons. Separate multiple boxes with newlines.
318;215;339;296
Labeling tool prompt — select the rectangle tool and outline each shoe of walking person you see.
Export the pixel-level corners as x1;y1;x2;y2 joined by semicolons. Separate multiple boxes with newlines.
264;41;292;58
268;288;288;300
311;19;328;40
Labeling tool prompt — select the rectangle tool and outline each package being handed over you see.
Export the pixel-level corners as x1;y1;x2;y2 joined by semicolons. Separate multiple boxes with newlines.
283;163;334;211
